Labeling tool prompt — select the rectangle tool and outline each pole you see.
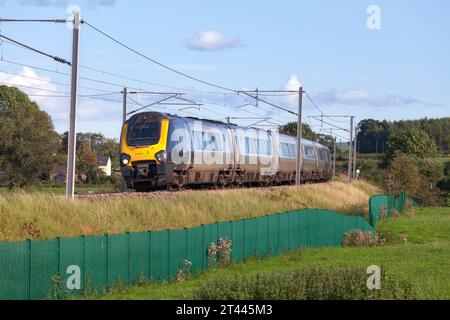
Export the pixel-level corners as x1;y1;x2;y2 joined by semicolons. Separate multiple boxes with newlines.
295;86;303;186
66;11;80;199
333;137;336;179
352;125;358;180
120;87;128;193
348;116;354;183
226;116;230;125
122;87;127;123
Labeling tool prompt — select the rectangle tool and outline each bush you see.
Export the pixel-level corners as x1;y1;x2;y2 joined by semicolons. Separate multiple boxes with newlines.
437;178;450;191
342;230;386;247
444;161;450;176
417;158;444;185
193;267;417;300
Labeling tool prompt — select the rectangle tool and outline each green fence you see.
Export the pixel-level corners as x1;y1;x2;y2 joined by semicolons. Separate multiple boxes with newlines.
0;208;377;300
368;192;419;226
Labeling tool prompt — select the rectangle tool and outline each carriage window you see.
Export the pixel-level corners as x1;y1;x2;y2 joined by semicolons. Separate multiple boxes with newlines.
304;146;317;159
319;149;327;161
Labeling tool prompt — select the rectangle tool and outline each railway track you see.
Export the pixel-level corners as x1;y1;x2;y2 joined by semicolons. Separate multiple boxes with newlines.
73;182;332;201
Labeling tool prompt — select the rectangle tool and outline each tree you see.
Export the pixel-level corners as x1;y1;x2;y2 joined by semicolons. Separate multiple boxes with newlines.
279;122;317;140
60;132;119;169
385;153;422;197
386;153;443;206
385;128;438;163
356;119;390;154
0;86;59;188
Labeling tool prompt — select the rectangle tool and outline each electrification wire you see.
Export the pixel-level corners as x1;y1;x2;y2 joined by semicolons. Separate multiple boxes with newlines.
83;20;298;117
0;18;68;23
83;20;236;93
309;116;349;132
0;34;71;65
0;69;120;94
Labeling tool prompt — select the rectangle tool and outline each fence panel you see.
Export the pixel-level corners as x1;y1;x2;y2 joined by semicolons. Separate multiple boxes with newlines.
203;223;218;269
149;230;169;281
244;218;258;258
298;211;308;248
0;241;29;300
278;213;289;252
168;229;187;279
30;239;59;300
266;214;279;256
129;232;150;284
59;237;84;298
186;226;204;275
106;234;129;286
256;216;269;257
231;220;245;262
84;235;107;294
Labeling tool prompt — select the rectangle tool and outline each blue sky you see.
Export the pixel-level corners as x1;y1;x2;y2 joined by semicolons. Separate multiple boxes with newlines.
0;0;449;139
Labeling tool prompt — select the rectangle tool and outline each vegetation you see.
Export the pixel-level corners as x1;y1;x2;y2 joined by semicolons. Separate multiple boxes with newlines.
0;180;379;242
386;153;447;206
0;85;59;188
385;128;438;164
193;267;415;300
356;117;450;154
90;207;450;300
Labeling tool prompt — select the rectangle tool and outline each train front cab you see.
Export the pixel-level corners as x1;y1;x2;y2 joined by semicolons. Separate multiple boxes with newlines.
120;112;173;190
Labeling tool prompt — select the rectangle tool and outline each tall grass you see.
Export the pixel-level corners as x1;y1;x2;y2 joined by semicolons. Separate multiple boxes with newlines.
0;180;379;242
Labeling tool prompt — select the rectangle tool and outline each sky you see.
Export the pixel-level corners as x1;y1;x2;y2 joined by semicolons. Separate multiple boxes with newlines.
0;0;449;140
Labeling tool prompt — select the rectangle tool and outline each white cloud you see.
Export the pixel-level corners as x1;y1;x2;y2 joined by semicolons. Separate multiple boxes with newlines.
284;75;302;91
0;67;67;119
309;89;433;107
187;31;243;51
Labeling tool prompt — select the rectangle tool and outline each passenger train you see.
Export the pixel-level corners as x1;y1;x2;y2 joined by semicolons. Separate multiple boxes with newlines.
120;112;333;191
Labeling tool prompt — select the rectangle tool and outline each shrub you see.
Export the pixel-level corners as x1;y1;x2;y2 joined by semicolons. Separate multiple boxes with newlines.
193;267;417;300
437;178;450;191
342;230;386;247
208;237;233;269
444;161;450;176
416;158;444;185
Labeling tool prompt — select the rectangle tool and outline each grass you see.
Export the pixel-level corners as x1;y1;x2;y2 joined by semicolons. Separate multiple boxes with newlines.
91;207;450;300
0;179;379;242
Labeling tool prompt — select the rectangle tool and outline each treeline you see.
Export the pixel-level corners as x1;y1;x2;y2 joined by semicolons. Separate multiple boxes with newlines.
357;118;450;154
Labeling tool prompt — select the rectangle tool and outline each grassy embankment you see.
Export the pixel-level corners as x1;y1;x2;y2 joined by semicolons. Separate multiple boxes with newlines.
0;179;379;242
94;207;450;300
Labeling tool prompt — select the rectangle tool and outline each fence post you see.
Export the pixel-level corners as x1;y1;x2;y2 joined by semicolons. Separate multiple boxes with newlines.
105;234;109;288
27;239;31;300
148;231;152;281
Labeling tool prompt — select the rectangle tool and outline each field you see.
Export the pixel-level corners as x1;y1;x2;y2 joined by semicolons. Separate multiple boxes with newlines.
92;207;450;300
0;179;379;242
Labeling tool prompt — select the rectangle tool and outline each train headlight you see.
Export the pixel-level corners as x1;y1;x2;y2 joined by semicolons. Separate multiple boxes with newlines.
155;150;167;163
120;153;131;166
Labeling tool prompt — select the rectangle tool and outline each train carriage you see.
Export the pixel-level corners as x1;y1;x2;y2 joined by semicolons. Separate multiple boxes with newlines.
120;111;333;191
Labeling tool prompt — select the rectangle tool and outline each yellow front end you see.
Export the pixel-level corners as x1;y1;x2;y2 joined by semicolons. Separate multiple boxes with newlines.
120;118;170;165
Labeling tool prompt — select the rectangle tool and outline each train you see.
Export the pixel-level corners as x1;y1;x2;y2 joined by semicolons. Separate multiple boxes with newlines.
120;112;333;191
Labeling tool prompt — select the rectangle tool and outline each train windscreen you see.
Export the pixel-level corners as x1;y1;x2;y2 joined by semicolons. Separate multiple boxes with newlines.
127;115;161;146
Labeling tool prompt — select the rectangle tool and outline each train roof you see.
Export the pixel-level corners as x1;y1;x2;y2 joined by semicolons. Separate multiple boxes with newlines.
127;111;328;149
